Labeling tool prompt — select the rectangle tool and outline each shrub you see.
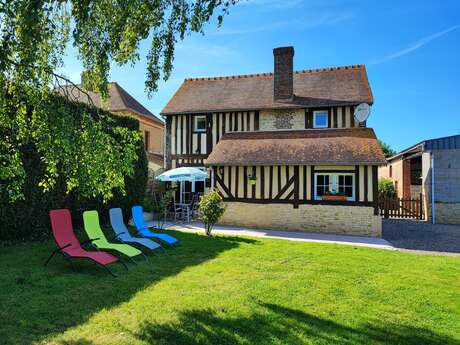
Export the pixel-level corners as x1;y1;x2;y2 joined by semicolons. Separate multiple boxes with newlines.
378;178;396;198
198;189;226;236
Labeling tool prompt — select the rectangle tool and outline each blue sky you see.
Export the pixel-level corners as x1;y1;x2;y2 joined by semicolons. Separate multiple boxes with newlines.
61;0;460;152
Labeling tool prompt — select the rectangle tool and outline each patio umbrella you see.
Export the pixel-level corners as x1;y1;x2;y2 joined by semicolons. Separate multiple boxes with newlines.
155;167;208;203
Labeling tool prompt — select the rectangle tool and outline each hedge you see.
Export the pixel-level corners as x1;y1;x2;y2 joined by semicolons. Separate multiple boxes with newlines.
0;95;148;243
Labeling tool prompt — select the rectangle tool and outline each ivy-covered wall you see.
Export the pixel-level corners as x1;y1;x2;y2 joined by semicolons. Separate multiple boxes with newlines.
0;92;148;242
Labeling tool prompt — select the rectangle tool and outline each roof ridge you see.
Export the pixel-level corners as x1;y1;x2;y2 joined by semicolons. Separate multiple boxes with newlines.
112;82;164;124
184;65;366;82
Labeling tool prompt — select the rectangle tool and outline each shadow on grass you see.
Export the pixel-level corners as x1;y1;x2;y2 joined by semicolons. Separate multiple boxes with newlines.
132;303;459;345
0;231;256;344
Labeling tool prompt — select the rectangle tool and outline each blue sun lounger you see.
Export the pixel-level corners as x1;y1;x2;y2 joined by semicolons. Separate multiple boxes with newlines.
131;205;179;245
109;208;163;252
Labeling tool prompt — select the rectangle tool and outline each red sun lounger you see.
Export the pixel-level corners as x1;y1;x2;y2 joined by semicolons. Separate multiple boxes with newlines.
45;209;126;276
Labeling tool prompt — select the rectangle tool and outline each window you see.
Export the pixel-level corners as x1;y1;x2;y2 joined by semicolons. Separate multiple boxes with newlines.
316;174;330;197
313;111;328;128
194;115;207;132
144;130;150;151
314;173;355;201
338;175;354;198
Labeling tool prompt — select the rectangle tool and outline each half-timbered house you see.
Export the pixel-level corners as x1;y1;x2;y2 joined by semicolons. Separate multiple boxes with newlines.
161;47;386;236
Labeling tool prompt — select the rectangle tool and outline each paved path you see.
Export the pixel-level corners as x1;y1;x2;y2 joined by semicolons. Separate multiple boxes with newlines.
162;221;395;250
382;219;460;255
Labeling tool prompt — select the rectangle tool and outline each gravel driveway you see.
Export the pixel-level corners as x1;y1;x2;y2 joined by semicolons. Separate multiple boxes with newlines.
382;219;460;254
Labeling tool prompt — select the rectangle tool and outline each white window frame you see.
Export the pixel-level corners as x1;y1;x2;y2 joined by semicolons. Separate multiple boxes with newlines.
314;172;355;201
194;115;207;132
313;110;328;128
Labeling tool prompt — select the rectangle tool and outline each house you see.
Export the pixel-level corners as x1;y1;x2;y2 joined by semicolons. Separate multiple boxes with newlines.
161;46;386;236
379;134;460;224
60;82;165;174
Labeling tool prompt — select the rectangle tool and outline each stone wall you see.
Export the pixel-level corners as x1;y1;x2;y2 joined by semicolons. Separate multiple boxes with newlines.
219;202;382;237
423;149;460;224
433;149;460;203
435;202;460;225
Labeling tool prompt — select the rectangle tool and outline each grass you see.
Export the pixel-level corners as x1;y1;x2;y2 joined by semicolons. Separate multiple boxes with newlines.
1;229;459;345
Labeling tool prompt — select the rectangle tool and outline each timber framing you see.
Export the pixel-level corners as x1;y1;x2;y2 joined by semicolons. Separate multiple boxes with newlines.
211;164;379;213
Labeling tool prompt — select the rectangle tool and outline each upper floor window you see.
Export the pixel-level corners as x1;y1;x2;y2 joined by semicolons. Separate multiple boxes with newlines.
313;111;328;128
194;115;207;132
144;130;150;151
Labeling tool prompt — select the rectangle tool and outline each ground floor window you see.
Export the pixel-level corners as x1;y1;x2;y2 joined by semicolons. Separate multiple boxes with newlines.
314;172;355;201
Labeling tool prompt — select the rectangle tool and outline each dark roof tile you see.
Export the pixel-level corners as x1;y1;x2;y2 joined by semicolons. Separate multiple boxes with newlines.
205;128;386;166
58;82;164;125
162;65;372;114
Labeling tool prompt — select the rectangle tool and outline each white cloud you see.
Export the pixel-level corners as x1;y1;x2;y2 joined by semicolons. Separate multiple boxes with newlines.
369;24;460;66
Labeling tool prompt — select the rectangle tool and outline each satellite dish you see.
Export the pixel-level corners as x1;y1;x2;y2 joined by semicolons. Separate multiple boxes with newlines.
354;103;371;123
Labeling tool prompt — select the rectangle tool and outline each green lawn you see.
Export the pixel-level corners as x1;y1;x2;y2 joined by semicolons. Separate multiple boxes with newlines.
1;230;459;345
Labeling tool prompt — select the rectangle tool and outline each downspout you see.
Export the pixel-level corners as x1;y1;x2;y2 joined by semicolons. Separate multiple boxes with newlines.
162;114;167;170
431;154;435;224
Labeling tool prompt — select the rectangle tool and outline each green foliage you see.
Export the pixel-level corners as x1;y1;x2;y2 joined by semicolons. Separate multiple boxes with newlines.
378;177;396;198
0;85;147;242
0;0;237;96
379;140;397;158
0;1;235;241
198;189;226;236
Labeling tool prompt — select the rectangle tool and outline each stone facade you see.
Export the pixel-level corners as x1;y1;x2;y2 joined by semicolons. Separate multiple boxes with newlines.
219;202;382;237
429;149;460;224
435;202;460;225
259;109;305;131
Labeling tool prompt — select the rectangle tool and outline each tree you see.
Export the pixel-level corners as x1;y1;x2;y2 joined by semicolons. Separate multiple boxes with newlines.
379;140;397;158
0;1;237;96
198;189;226;236
0;1;236;203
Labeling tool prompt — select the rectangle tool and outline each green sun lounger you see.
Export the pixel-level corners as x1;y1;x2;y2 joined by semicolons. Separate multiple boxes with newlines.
83;210;143;260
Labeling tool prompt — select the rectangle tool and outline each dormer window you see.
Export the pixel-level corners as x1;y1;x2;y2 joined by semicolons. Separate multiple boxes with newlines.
194;115;206;132
313;111;328;128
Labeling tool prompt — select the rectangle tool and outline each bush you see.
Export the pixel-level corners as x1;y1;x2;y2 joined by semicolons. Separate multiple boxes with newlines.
378;178;396;198
198;189;226;236
0;95;148;242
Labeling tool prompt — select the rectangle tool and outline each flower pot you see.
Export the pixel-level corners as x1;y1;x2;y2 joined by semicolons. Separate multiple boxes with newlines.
321;195;347;201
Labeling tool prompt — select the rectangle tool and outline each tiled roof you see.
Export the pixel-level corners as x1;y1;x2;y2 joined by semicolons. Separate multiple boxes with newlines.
162;65;373;115
205;128;386;166
58;82;164;125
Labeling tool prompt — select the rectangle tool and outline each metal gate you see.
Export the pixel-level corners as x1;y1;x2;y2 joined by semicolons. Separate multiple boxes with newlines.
379;194;424;220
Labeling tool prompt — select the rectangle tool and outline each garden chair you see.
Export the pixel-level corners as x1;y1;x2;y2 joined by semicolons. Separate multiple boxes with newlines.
132;205;179;245
109;208;166;254
83;210;144;262
46;209;126;276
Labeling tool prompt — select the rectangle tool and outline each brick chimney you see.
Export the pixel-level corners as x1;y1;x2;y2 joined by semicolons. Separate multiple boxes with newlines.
273;46;294;101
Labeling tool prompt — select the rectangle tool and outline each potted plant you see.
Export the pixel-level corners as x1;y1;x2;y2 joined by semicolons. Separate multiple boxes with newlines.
248;175;257;185
321;189;348;201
